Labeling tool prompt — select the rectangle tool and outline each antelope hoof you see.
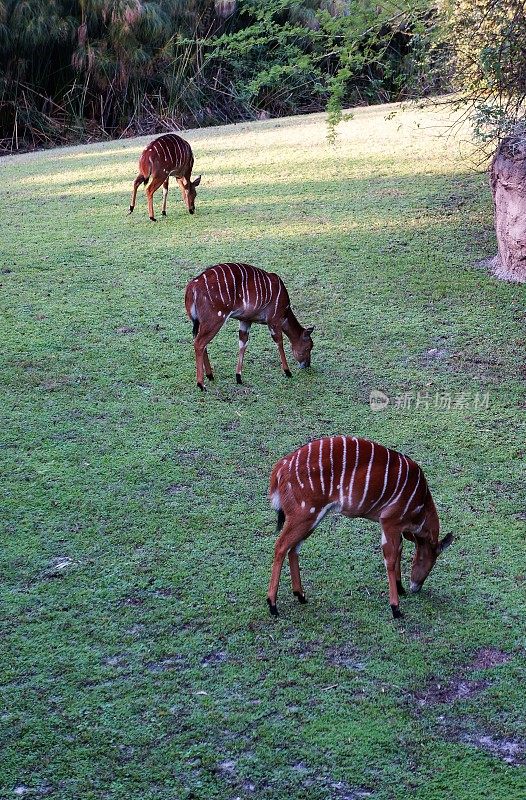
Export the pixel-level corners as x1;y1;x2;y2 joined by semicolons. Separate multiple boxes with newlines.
267;598;278;617
236;373;242;385
284;369;292;378
293;591;307;604
396;580;407;596
197;382;205;391
206;373;214;381
128;206;134;214
161;210;166;217
391;604;404;619
150;216;157;222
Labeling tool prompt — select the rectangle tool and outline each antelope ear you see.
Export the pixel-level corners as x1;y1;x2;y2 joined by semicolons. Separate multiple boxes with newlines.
437;532;453;554
192;175;202;187
303;325;314;338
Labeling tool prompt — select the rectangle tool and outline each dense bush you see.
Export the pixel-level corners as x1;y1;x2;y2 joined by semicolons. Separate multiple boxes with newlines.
0;0;435;152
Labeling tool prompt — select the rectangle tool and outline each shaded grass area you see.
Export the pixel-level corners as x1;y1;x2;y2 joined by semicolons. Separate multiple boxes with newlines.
1;104;525;799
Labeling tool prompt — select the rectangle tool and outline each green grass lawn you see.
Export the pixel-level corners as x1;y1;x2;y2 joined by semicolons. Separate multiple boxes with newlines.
1;103;525;800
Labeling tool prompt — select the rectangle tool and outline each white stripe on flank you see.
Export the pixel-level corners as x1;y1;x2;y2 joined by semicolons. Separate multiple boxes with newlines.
211;269;225;304
306;442;314;491
347;437;360;506
202;271;213;303
179;139;187;166
218;265;232;303
262;270;268;305
401;469;421;518
257;269;264;307
357;442;375;510
225;264;237;304
238;264;247;308
294;451;304;490
258;271;264;305
166;139;176;165
263;272;270;305
339;436;347;504
172;136;181;165
381;453;403;511
368;448;391;513
252;267;260;308
273;279;282;317
243;265;250;306
386;456;410;511
160;139;171;164
153;140;164;161
259;270;265;306
318;439;325;494
183;140;191;167
328;437;334;497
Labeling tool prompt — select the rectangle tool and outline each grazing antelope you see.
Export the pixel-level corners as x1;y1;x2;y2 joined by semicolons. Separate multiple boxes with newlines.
185;263;314;390
267;437;453;619
129;133;201;221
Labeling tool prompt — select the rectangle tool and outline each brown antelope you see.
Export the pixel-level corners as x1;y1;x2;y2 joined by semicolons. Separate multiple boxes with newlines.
267;437;453;619
129;133;201;221
184;263;314;390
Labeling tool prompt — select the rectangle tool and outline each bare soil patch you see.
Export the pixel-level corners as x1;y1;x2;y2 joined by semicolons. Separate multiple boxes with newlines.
412;646;513;708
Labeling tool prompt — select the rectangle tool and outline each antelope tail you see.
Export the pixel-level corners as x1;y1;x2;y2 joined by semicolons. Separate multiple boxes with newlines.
142;157;152;187
192;288;200;337
269;463;285;531
138;153;153;186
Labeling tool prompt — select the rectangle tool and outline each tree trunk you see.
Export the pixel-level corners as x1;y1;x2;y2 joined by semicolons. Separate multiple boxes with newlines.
490;135;526;283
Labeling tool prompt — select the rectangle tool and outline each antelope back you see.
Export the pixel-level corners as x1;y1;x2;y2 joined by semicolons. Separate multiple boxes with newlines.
188;263;288;321
272;437;429;525
141;134;194;177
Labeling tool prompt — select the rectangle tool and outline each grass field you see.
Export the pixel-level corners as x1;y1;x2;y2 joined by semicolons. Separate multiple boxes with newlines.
1;103;525;800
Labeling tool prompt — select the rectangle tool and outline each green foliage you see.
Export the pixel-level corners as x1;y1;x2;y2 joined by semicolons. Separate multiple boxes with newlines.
0;0;437;151
1;104;525;799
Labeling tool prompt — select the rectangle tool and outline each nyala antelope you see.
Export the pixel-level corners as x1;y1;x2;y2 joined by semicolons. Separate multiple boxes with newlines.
129;133;201;221
268;437;453;619
185;263;314;390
